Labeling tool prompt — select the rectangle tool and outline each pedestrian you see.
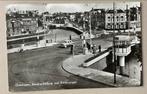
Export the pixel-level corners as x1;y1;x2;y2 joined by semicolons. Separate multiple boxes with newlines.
71;44;74;55
93;44;96;55
69;35;72;40
99;45;101;52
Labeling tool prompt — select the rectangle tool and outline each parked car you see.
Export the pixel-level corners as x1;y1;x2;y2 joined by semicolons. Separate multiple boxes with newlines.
60;40;74;48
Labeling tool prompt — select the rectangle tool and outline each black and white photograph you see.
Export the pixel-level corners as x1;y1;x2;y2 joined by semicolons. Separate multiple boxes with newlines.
6;2;142;92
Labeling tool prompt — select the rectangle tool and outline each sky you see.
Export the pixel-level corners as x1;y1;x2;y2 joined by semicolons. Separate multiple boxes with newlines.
6;2;141;13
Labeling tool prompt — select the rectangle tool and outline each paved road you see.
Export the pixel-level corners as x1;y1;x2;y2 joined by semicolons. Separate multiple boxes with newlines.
8;44;110;92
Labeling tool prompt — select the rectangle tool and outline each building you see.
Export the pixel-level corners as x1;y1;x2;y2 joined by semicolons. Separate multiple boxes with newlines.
42;12;54;26
105;9;126;30
127;7;141;30
74;12;84;29
90;9;105;30
6;10;39;37
69;13;76;22
53;16;67;24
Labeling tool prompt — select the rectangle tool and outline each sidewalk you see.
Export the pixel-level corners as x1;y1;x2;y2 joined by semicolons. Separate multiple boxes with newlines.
7;43;57;53
62;54;140;87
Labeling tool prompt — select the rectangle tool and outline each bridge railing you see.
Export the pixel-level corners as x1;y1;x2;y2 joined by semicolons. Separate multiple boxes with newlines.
84;49;110;63
59;26;83;35
7;32;45;40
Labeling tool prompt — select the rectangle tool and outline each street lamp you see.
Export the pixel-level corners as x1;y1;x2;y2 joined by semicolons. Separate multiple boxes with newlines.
44;25;48;47
113;2;117;84
81;14;88;55
97;10;102;31
11;20;15;35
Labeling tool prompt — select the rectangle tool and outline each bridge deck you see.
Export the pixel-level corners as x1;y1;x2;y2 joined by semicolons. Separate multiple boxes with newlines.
83;49;110;67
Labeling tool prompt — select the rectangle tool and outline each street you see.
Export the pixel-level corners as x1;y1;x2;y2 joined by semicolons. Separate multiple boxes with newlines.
8;44;110;92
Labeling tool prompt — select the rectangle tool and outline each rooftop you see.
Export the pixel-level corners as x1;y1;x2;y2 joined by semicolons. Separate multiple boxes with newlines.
106;9;125;13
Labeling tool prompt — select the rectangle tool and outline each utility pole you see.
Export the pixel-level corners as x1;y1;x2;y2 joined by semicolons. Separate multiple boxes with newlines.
126;4;131;77
82;14;88;55
89;9;92;52
127;4;131;35
82;15;86;51
113;2;117;84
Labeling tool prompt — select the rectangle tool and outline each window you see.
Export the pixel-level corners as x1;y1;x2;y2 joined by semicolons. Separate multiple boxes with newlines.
121;16;124;21
107;23;111;29
121;23;124;28
108;16;111;21
116;16;119;21
116;23;119;29
107;23;110;25
111;17;113;21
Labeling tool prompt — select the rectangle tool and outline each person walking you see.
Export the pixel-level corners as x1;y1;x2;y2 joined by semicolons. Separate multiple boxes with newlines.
99;45;101;52
93;44;96;55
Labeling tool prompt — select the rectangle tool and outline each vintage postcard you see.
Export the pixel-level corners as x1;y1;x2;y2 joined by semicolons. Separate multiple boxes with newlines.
6;2;142;92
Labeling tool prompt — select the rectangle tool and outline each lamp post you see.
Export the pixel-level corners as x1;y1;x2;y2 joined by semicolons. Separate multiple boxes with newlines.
89;9;92;52
11;20;15;35
97;10;102;30
82;14;86;49
44;25;48;47
113;2;117;84
81;14;88;55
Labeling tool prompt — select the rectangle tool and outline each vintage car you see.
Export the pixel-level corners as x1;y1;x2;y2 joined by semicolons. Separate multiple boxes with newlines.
60;40;74;48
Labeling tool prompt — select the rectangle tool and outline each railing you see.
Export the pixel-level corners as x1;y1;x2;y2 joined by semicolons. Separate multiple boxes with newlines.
7;32;45;40
59;26;83;35
84;49;110;63
115;46;131;56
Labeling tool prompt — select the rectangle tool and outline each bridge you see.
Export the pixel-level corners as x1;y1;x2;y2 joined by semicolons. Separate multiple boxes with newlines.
59;26;83;35
82;36;140;67
83;49;111;67
7;25;84;43
65;26;83;35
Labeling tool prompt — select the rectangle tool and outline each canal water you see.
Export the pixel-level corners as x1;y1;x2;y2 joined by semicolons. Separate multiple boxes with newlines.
7;29;80;49
45;29;80;43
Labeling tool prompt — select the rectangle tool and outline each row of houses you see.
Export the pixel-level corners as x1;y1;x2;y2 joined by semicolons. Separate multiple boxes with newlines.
6;6;141;37
105;7;141;30
43;6;141;31
75;7;140;31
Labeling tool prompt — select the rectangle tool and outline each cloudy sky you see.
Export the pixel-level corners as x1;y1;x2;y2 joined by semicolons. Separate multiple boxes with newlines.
6;2;141;13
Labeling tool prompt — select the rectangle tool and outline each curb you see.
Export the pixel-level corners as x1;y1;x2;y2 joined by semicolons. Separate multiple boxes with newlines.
61;56;140;87
61;58;116;87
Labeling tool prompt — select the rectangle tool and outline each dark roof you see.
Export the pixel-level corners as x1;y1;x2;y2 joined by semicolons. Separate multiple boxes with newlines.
90;9;105;13
106;9;125;13
117;9;124;13
6;13;39;19
107;10;114;13
130;7;137;14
